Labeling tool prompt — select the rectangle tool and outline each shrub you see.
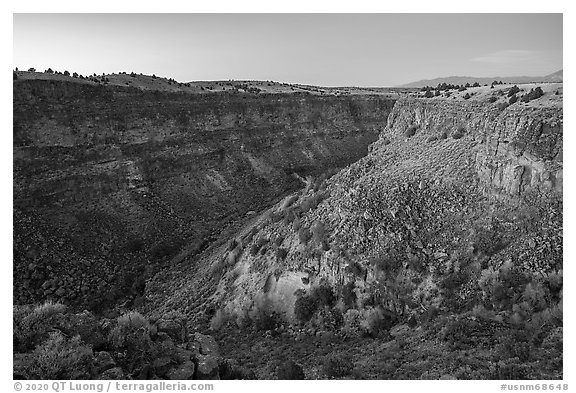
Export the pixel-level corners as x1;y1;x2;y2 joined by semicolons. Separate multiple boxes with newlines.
108;311;151;348
251;305;282;331
497;102;510;111
342;309;362;336
452;127;465;139
210;309;227;331
250;237;268;256
276;360;305;379
439;316;484;350
210;258;227;276
522;281;547;312
283;209;297;225
342;281;357;309
292;217;302;232
298;226;312;245
471;221;508;257
526;86;544;101
478;261;531;311
310;305;344;331
15;332;94;379
493;357;532;379
63;70;70;76
322;352;354;378
124;237;144;253
267;211;284;223
14;301;67;352
424;90;434;98
452;131;464;139
226;246;243;266
507;85;520;97
488;96;498;103
299;192;327;213
227;238;239;251
463;93;471;100
276;247;288;261
294;294;318;323
311;284;336;307
311;221;325;245
274;235;285;246
108;311;156;371
13;71;18;80
405;125;419;138
371;254;400;275
359;307;387;337
281;195;298;210
342;260;362;277
28;67;35;72
495;328;534;362
150;237;184;259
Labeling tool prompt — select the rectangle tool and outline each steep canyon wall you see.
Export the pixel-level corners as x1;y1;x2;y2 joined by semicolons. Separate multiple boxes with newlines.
13;79;396;309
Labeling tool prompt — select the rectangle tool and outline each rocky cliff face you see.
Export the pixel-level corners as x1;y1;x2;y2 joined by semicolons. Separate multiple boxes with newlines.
376;98;562;199
160;93;562;327
13;79;396;309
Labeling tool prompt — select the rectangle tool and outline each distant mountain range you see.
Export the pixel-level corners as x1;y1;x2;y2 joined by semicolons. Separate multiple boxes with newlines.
398;70;562;88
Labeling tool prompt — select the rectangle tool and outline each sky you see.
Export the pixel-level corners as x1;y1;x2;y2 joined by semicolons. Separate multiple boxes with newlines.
13;13;563;87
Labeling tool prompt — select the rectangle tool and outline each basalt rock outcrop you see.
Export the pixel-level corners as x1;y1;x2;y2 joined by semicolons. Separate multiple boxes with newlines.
13;303;251;380
381;98;562;199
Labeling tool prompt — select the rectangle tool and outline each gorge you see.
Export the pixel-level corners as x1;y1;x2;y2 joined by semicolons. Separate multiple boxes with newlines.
13;72;563;380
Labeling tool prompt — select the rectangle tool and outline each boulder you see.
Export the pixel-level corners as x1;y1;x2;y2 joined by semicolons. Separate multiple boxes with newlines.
440;374;458;380
157;319;186;342
390;324;410;338
276;360;305;380
98;367;125;380
218;359;256;380
194;333;219;357
173;347;195;363
63;311;106;349
94;351;116;373
152;357;173;378
167;361;195;380
196;354;220;380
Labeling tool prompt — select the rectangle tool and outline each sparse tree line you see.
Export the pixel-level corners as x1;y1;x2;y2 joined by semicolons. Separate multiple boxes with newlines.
14;67;112;84
419;81;546;105
506;85;544;105
13;68;194;88
420;81;504;98
13;68;332;95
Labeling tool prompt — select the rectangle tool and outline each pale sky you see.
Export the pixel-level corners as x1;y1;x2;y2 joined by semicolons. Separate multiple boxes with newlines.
13;14;562;87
